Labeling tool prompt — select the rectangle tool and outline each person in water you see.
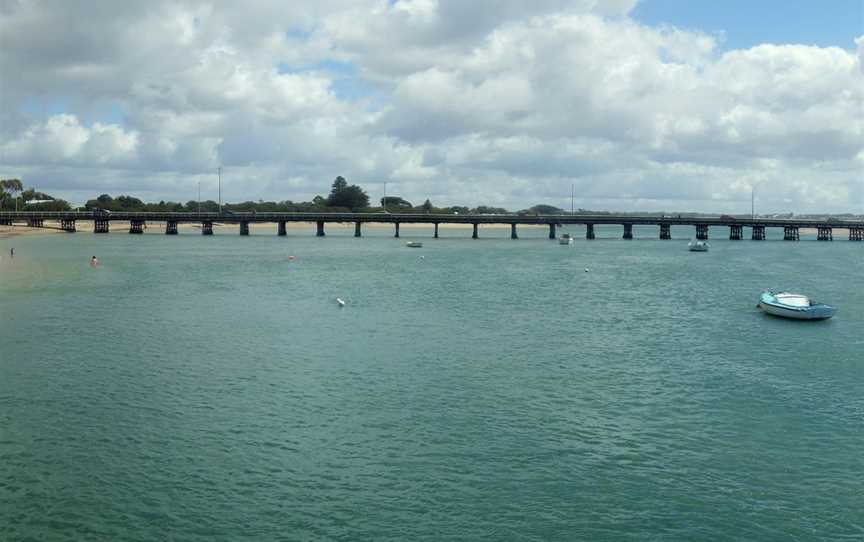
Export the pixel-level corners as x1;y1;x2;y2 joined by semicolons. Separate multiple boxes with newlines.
9;248;13;258
90;256;99;267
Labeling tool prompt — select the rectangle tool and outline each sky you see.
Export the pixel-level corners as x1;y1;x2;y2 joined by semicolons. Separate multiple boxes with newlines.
0;0;862;213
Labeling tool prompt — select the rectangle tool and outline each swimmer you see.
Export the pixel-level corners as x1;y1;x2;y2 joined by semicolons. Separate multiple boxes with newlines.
90;256;99;267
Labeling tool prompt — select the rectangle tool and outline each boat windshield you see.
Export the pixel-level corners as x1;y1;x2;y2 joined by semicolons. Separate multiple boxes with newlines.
775;293;810;307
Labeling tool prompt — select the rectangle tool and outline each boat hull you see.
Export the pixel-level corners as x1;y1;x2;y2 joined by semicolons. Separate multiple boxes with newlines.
758;292;835;320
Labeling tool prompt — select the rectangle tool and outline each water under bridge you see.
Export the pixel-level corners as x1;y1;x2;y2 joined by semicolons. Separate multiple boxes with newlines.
2;211;863;241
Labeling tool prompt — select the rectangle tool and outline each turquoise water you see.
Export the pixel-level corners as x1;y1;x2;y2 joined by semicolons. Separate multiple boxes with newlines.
1;225;862;540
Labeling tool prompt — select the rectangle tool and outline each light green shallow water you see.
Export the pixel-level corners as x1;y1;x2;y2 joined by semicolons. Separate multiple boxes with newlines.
1;226;862;541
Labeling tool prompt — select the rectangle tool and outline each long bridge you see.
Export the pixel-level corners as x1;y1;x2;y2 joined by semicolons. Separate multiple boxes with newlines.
1;211;863;241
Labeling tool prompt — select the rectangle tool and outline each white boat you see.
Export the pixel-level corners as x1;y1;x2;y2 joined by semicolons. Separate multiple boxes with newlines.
406;241;423;248
757;290;835;320
559;233;574;245
688;239;709;252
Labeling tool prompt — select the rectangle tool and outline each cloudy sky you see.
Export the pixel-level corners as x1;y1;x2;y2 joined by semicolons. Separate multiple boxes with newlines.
1;0;862;212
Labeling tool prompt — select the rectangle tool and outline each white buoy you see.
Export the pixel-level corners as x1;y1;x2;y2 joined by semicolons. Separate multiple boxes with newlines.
336;297;345;307
584;268;589;272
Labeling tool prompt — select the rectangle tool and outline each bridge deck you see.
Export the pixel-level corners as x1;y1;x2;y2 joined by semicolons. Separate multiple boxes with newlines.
2;211;863;229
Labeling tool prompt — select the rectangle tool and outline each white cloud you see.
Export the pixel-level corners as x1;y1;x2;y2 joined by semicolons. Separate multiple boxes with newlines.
0;1;861;212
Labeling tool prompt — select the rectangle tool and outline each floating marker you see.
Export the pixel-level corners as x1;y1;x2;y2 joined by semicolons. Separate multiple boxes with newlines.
288;255;295;261
336;298;345;307
584;268;589;272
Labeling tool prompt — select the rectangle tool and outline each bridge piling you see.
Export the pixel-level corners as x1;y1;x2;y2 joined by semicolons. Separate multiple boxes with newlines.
28;218;44;228
623;224;633;239
586;223;595;240
696;224;709;240
202;221;213;235
851;227;864;241
548;223;556;239
129;220;145;234
278;221;287;236
316;221;325;237
729;225;743;240
510;223;518;239
659;224;671;240
783;226;800;241
434;222;439;238
239;221;249;236
394;222;400;238
472;223;479;239
354;221;361;237
166;220;178;235
94;219;109;233
751;225;765;240
60;219;76;232
817;227;832;241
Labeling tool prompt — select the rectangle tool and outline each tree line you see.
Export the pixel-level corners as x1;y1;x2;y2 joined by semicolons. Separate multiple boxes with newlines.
2;175;576;215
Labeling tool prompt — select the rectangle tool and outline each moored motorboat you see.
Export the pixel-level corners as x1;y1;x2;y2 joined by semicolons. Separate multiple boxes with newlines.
688;239;709;252
559;233;574;245
757;290;835;320
406;241;423;248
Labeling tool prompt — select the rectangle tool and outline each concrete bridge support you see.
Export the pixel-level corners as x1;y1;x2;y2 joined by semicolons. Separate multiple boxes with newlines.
434;223;439;238
472;223;479;239
202;221;213;235
94;219;110;233
354;221;361;237
586;223;595;240
394;222;400;238
0;218;11;226
165;221;178;235
239;221;249;235
129;220;145;234
623;224;633;239
729;225;743;240
60;219;76;232
850;227;864;241
510;223;518;239
548;223;556;239
784;226;800;241
28;218;44;228
659;224;671;240
316;221;325;237
817;227;832;241
695;224;709;240
278;221;287;236
751;225;765;240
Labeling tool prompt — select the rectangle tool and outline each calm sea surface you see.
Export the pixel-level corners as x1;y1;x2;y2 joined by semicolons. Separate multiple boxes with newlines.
1;225;862;541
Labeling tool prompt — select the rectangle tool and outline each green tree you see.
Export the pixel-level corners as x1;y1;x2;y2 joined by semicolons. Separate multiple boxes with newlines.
326;176;369;211
0;179;23;210
421;199;433;213
381;196;412;209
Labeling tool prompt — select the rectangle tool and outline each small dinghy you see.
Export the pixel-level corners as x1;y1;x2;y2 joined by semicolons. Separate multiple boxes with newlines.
757;290;835;320
406;241;423;248
559;233;574;245
688;239;709;252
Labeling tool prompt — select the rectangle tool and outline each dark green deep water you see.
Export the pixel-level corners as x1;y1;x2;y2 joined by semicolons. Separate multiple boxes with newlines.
1;225;862;541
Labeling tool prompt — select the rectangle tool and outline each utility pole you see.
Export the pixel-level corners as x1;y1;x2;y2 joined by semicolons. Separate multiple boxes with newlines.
217;166;222;214
383;181;387;213
571;183;575;215
751;187;755;219
198;180;201;215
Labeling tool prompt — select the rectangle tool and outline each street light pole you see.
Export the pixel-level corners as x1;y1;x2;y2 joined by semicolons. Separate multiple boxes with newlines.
751;187;755;219
217;166;222;214
198;180;201;215
383;181;387;213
